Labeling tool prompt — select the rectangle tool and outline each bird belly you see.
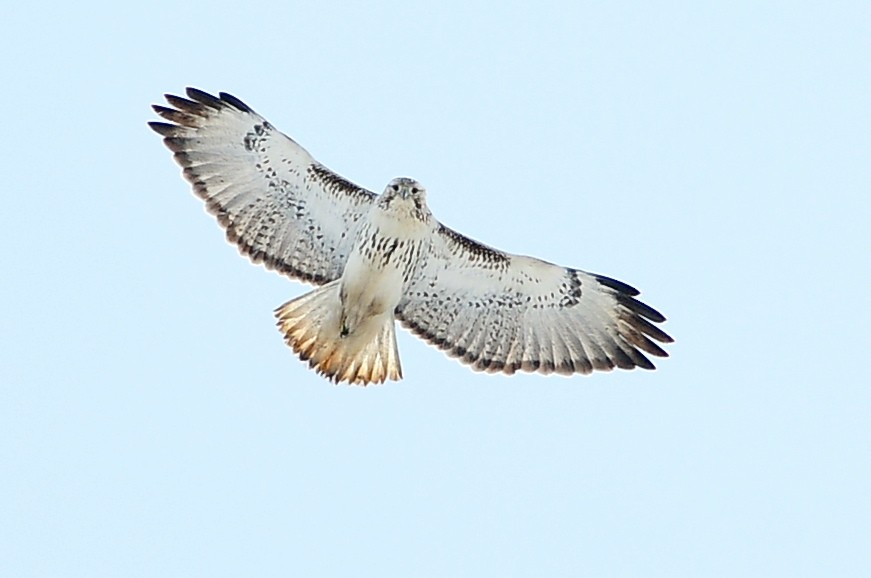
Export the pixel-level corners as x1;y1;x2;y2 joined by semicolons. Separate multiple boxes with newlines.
338;247;406;336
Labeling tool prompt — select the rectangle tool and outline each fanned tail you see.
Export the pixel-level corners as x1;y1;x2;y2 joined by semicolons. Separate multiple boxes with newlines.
274;281;402;385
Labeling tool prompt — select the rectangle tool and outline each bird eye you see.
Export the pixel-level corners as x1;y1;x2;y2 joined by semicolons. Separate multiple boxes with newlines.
411;187;419;194
391;184;399;192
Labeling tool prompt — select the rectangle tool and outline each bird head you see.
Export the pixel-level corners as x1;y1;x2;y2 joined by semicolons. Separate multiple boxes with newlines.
384;177;426;201
378;177;430;221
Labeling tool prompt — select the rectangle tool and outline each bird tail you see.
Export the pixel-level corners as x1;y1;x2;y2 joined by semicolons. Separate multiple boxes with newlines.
274;280;402;385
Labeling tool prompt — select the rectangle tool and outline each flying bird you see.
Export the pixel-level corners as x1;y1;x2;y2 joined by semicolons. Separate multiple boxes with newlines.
150;88;672;385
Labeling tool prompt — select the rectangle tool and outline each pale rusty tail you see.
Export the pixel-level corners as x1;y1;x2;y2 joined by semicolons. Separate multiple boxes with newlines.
274;281;402;385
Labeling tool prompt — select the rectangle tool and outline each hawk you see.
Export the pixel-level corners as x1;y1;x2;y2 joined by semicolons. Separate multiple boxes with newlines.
150;88;672;385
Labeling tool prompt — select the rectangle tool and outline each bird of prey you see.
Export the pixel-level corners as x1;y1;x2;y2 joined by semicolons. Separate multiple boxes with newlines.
149;88;672;385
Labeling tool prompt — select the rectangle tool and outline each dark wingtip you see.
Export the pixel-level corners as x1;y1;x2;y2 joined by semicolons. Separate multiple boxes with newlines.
148;121;176;136
594;273;640;296
185;87;223;109
164;93;201;112
615;293;667;324
219;91;253;112
635;356;657;370
594;272;668;324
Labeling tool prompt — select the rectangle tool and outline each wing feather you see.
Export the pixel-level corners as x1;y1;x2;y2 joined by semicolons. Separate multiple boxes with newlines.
396;225;673;376
150;88;375;285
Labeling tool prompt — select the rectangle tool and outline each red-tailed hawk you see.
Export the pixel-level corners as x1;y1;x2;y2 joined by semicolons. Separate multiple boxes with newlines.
150;88;672;385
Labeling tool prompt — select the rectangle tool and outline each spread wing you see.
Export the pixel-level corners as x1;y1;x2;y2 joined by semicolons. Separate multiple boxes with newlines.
149;88;375;285
396;226;673;375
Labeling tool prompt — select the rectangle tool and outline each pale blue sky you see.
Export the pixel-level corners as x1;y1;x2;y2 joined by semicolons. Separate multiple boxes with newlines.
2;1;870;576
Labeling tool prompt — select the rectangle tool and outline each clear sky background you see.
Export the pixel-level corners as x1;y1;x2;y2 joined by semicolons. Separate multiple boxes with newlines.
2;1;870;576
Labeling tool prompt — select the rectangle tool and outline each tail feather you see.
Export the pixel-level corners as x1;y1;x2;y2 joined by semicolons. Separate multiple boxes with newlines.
274;281;402;385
